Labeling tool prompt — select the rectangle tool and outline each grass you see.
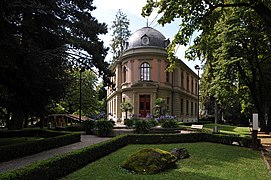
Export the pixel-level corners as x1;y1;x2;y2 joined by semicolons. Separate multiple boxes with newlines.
0;137;44;146
203;124;250;137
62;142;269;180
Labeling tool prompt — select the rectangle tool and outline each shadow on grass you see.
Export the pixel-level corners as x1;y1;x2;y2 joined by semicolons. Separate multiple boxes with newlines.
63;142;267;180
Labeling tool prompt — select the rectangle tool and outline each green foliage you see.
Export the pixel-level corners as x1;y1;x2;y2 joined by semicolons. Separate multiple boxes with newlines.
96;119;115;137
121;148;177;174
64;143;269;180
110;9;131;60
120;101;133;113
142;0;271;131
49;70;102;117
0;129;80;162
0;137;44;147
0;133;258;180
134;120;151;134
0;0;112;129
148;119;159;128
161;119;179;128
154;98;166;117
124;119;134;128
0;135;129;180
82;120;96;134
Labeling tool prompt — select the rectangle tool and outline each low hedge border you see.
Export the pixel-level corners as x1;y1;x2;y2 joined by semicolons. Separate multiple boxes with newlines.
0;133;258;180
0;129;80;162
0;135;129;180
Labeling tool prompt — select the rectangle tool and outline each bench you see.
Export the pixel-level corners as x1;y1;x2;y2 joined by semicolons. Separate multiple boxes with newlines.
191;124;203;132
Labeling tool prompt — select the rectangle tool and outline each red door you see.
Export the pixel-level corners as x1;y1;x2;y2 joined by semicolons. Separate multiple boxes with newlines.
139;95;150;117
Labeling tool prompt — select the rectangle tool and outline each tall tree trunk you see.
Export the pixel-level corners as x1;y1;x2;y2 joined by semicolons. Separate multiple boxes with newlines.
9;104;24;130
24;114;29;128
39;114;45;129
266;108;271;134
214;100;218;124
252;1;271;37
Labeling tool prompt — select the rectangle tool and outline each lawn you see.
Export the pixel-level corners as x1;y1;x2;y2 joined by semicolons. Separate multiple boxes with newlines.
0;137;44;146
203;124;250;137
63;142;269;180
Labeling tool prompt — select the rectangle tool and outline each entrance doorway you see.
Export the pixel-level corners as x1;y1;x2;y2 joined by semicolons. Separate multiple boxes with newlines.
139;95;150;117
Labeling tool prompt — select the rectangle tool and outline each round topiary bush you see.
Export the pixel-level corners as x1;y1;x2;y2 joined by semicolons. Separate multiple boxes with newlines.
121;148;177;174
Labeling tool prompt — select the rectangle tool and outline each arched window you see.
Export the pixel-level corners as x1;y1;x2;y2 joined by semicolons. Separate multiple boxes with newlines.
140;62;150;81
123;66;127;83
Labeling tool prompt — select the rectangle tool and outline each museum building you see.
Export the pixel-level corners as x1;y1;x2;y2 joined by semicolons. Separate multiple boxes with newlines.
107;27;198;122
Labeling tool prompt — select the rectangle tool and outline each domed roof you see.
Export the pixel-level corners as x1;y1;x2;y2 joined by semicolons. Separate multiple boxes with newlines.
125;27;169;50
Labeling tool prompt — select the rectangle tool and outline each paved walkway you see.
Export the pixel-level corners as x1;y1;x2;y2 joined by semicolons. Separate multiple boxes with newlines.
0;134;111;173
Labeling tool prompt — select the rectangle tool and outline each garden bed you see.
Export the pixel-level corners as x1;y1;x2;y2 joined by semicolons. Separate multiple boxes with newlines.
0;133;259;180
63;142;270;180
0;129;80;162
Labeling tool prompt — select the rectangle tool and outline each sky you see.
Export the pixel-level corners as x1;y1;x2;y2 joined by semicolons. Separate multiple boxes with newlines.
92;0;201;74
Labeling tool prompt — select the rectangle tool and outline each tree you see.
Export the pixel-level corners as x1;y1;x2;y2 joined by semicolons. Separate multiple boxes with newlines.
142;0;271;132
154;98;166;117
0;0;112;129
110;9;131;60
120;101;133;120
49;70;102;117
142;0;271;68
196;6;270;130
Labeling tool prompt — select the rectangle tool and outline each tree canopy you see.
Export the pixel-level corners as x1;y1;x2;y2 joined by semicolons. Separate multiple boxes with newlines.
142;0;271;131
110;9;131;60
0;0;112;129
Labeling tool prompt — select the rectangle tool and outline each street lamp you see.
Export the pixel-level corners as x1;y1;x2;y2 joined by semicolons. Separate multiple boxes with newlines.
194;65;200;123
79;68;85;122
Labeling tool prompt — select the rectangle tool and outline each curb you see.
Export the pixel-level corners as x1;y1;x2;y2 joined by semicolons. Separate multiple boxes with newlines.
261;150;271;175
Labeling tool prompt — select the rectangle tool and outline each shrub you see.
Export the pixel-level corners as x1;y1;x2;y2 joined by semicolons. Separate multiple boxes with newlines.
121;148;177;174
134;120;151;134
157;115;176;124
0;135;129;180
0;130;80;162
0;133;256;180
82;120;96;134
148;119;159;128
161;119;179;128
96;119;115;137
124;119;134;128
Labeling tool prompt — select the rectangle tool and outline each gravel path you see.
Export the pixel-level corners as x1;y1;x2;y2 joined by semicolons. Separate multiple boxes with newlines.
0;134;111;173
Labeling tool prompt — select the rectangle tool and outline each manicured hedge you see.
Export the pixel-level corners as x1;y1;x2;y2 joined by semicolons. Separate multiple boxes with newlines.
0;133;257;180
0;129;80;162
0;128;68;138
0;135;129;180
128;133;203;144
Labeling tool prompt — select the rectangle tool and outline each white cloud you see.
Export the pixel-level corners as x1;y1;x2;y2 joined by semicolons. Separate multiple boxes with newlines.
94;0;147;18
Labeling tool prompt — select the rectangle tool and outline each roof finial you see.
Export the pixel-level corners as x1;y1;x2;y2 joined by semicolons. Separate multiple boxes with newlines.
146;18;148;27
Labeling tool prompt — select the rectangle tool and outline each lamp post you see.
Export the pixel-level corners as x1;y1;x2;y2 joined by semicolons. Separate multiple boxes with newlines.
194;65;200;123
79;68;85;122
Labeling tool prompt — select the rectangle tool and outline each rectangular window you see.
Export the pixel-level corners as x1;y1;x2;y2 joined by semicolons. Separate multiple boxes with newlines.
181;71;184;88
166;71;170;82
191;102;193;115
195;103;197;117
181;98;183;115
191;78;194;93
187;74;189;91
166;97;170;111
195;82;198;95
186;100;189;115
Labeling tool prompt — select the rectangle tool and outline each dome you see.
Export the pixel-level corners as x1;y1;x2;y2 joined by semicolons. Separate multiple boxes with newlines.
125;27;169;50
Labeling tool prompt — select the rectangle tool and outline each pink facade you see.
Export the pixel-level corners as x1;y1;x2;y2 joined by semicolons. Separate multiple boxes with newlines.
107;27;198;123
